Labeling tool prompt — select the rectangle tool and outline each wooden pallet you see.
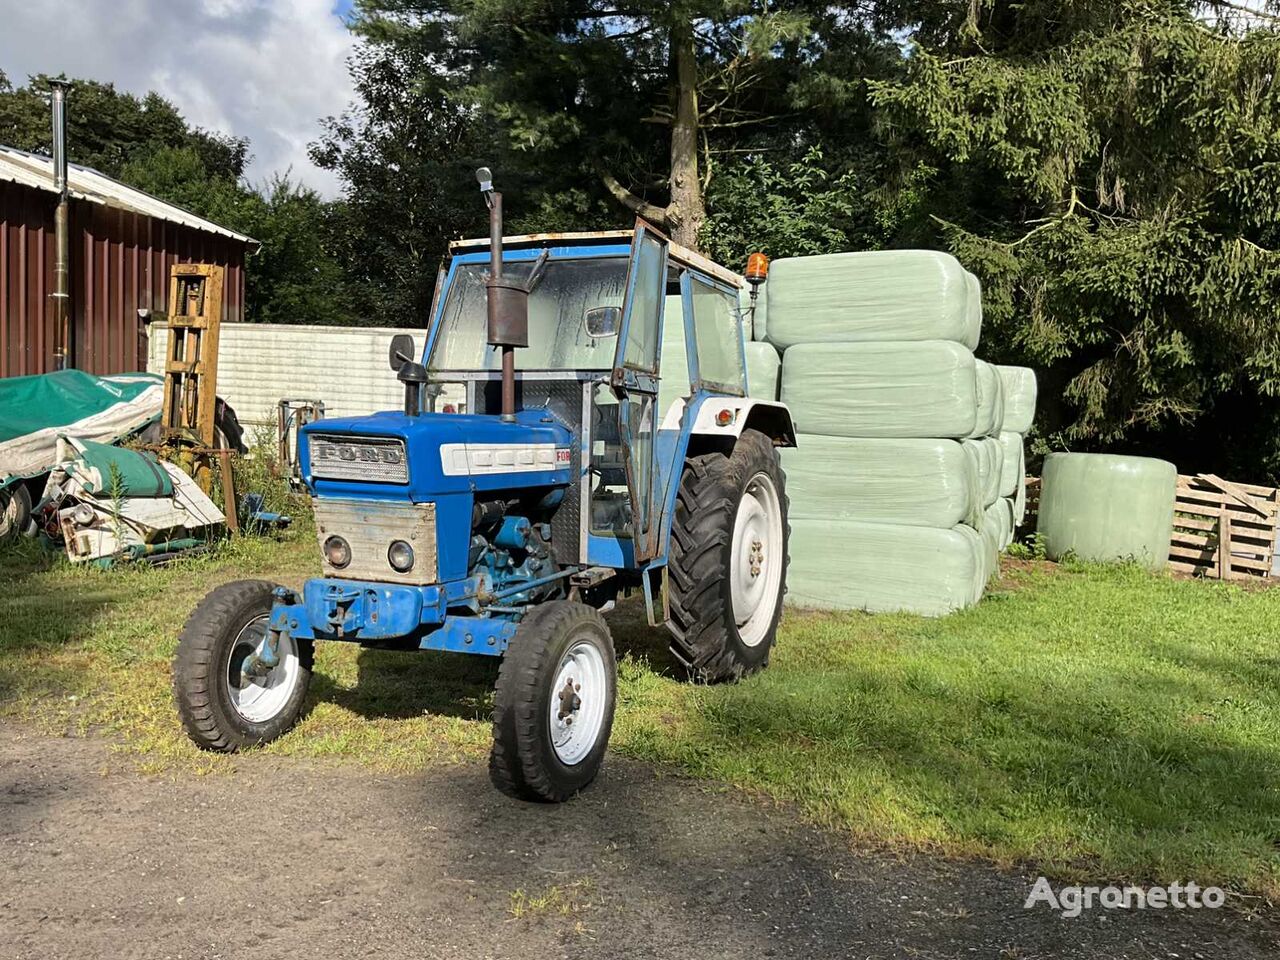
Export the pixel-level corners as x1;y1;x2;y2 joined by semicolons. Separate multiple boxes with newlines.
1169;474;1278;579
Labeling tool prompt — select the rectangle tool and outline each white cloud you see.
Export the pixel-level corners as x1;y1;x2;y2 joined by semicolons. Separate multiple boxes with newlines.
0;0;357;196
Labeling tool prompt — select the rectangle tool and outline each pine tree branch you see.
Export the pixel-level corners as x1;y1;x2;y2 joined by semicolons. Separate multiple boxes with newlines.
600;172;670;224
1235;236;1279;255
702;113;796;129
1208;0;1280;24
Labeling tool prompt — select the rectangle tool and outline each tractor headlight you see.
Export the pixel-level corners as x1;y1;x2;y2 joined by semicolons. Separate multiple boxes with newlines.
323;535;351;569
388;540;415;572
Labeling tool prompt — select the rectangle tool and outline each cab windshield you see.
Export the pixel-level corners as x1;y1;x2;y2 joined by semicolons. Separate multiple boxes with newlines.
429;256;629;371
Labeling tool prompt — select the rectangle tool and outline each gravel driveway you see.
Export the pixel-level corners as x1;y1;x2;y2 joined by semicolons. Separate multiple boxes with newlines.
2;721;1276;960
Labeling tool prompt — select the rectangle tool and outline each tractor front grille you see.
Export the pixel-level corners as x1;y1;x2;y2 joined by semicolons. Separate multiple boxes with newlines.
309;434;408;484
313;498;438;585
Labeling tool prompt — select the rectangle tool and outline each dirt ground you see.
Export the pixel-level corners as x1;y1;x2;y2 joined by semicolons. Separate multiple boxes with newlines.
2;721;1277;960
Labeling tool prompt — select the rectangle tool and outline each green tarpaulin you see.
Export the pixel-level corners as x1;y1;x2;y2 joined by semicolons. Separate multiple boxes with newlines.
0;370;163;489
963;436;1004;508
983;499;1013;565
744;342;781;400
61;436;173;498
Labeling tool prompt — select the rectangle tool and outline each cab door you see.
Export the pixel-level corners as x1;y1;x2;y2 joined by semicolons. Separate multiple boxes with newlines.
608;221;668;560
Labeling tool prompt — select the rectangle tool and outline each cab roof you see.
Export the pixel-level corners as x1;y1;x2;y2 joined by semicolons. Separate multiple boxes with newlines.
448;229;745;290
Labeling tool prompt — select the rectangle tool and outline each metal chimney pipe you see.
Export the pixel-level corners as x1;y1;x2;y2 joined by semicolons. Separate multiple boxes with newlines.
487;191;518;422
49;80;72;371
477;168;528;423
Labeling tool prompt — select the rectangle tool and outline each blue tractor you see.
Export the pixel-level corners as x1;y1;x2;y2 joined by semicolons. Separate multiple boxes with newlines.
172;171;797;801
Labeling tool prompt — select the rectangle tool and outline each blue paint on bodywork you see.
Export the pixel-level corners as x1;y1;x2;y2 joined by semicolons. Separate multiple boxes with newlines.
270;576;515;654
299;408;573;582
267;233;782;655
299;408;573;500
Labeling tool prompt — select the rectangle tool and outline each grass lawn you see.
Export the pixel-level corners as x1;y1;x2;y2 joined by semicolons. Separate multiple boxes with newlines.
3;529;1280;896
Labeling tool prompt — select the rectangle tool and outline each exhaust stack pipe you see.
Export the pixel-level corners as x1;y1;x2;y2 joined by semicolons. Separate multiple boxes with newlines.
477;168;528;423
50;79;72;371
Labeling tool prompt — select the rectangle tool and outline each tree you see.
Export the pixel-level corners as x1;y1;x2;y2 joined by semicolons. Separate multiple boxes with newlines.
0;73;245;181
310;36;496;325
1;72;348;327
868;1;1280;476
121;147;349;326
346;1;866;249
700;145;930;266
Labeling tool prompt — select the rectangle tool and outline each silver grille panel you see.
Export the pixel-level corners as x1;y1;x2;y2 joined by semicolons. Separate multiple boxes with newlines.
313;498;438;585
309;434;408;483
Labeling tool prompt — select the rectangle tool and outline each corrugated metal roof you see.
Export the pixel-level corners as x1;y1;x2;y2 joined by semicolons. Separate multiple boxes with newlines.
0;143;258;247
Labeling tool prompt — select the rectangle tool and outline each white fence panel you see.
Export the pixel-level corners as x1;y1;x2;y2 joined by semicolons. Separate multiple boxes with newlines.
148;322;431;432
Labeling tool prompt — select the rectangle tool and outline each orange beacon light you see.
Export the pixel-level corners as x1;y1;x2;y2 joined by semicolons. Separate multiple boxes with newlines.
744;253;769;336
745;252;769;285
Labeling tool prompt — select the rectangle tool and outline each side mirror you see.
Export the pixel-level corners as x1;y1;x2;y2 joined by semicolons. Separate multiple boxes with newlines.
584;306;621;339
389;333;416;371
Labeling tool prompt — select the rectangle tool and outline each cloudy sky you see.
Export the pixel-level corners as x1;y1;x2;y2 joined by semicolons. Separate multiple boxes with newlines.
0;0;359;196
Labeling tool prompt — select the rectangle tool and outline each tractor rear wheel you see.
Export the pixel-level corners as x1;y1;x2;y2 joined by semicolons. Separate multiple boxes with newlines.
668;428;789;683
173;580;314;752
490;601;617;802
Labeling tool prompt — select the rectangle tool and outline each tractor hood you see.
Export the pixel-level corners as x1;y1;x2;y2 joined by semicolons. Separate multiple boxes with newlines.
299;408;574;502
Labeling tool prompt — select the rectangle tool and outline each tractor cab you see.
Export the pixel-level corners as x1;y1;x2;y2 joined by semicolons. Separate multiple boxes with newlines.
423;225;776;570
173;173;796;804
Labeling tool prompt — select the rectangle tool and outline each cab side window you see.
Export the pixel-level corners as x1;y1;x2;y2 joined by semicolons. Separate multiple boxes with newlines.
690;278;746;395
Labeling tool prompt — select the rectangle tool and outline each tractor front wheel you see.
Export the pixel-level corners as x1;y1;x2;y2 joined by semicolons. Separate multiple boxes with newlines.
668;428;789;683
173;579;314;752
490;601;617;802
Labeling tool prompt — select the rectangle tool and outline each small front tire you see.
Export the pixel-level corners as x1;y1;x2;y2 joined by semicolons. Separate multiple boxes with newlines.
490;602;617;802
173;579;314;752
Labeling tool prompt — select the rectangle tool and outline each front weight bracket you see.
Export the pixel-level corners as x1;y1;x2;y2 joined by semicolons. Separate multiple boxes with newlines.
242;587;296;679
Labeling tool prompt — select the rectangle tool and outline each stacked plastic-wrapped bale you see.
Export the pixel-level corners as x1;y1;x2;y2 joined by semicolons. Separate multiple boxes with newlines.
994;366;1038;541
763;250;1010;616
658;294;781;419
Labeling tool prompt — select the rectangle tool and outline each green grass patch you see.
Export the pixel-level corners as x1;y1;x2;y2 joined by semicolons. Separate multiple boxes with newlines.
3;536;1280;894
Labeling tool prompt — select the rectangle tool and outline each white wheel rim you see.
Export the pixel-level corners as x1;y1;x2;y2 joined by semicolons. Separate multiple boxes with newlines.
548;638;609;766
730;471;784;648
225;615;302;724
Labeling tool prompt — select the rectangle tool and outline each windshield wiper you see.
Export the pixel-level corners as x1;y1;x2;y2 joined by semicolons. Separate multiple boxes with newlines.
524;250;551;295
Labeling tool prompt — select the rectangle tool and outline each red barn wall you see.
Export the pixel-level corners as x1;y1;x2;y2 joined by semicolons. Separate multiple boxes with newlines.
0;180;248;378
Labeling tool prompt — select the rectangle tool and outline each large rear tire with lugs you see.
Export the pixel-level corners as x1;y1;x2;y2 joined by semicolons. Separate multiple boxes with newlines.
667;428;789;683
173;580;314;752
490;601;617;802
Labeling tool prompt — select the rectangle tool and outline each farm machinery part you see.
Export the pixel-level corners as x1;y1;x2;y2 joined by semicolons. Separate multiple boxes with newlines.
172;171;796;802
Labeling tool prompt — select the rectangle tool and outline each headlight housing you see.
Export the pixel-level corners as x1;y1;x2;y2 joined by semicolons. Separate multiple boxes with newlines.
323;535;351;569
388;540;415;572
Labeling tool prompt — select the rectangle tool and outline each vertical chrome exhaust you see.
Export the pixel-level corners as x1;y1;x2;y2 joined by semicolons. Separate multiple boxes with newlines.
50;79;72;371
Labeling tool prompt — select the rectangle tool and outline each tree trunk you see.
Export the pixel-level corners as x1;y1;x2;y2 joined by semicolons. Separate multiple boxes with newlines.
667;18;704;249
598;18;706;249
